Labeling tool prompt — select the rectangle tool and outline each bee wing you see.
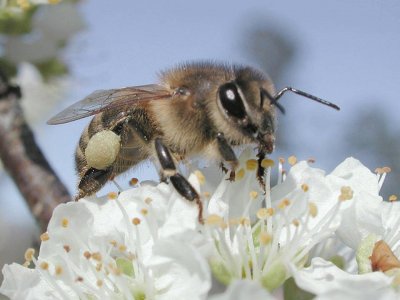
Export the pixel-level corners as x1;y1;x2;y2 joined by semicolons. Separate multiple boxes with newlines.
47;84;172;125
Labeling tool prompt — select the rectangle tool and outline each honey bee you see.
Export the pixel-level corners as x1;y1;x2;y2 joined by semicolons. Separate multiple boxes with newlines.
48;62;339;222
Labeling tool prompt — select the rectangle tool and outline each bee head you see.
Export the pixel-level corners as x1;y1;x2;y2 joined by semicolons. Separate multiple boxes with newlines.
216;72;277;153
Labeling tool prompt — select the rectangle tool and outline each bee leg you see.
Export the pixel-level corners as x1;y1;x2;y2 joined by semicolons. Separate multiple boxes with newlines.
216;132;238;182
257;151;266;191
76;167;113;200
154;138;203;224
219;162;229;174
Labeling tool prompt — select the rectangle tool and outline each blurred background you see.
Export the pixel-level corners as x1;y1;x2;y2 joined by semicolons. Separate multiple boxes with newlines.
1;0;400;287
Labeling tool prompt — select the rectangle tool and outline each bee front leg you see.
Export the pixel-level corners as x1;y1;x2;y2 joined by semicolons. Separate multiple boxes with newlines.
216;132;238;181
257;151;266;191
154;138;203;224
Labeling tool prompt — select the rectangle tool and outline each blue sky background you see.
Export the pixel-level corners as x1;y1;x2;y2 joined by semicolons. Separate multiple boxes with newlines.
1;0;400;270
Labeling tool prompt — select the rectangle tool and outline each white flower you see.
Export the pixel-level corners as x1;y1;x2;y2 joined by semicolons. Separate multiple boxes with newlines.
0;183;211;299
16;63;71;124
202;152;346;291
2;151;399;298
291;257;397;300
290;159;400;298
208;280;276;300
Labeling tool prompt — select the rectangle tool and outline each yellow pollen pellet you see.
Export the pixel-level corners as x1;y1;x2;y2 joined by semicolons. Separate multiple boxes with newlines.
301;184;309;192
24;248;35;261
261;159;275;168
132;217;141;225
140;208;148;215
92;252;102;262
235;168;245;180
267;208;275;216
194;170;206;185
338;186;354;201
257;208;268;220
250;191;258;199
63;245;71;252
292;219;300;227
108;192;118;200
40;261;49;270
309;202;318;217
55;265;63;276
40;232;50;242
205;214;224;225
83;251;91;260
145;197;152;204
278;198;291;209
288;155;297;166
97;279;103;287
118;245;127;252
246;159;258;171
129;178;139;186
61;218;69;228
259;232;272;245
389;195;398;202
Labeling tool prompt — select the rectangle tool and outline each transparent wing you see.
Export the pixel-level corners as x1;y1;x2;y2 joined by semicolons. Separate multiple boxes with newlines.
47;84;172;124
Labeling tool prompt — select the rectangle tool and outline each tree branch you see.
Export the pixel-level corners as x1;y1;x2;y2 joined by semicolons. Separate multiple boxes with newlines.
0;70;71;232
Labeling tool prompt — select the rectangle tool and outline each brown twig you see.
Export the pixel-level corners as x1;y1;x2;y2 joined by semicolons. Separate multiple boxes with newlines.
0;70;71;232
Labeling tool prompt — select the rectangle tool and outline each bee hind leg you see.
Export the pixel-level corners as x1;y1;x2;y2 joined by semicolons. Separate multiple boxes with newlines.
76;167;113;200
154;138;203;224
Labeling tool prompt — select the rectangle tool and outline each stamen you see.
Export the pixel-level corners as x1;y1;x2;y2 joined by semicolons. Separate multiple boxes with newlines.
40;232;50;242
83;251;91;260
261;159;274;168
24;248;35;262
55;265;63;276
61;218;69;228
259;232;272;245
63;245;71;252
132;218;141;225
288;156;297;166
338;186;353;201
309;202;318;217
246;159;258;171
389;195;398;202
129;178;139;186
107;192;118;200
40;261;49;270
301;184;309;192
257;208;269;220
194;170;206;185
278;198;291;209
250;191;258;199
235;168;245;180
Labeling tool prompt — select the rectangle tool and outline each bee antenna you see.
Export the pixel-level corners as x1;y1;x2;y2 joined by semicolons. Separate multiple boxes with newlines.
275;87;340;111
261;89;286;114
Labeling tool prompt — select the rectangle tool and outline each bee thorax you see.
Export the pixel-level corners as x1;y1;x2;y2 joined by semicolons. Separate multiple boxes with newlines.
84;130;121;170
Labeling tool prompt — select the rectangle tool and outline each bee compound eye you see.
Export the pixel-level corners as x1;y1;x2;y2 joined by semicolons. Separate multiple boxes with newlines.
218;82;246;119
